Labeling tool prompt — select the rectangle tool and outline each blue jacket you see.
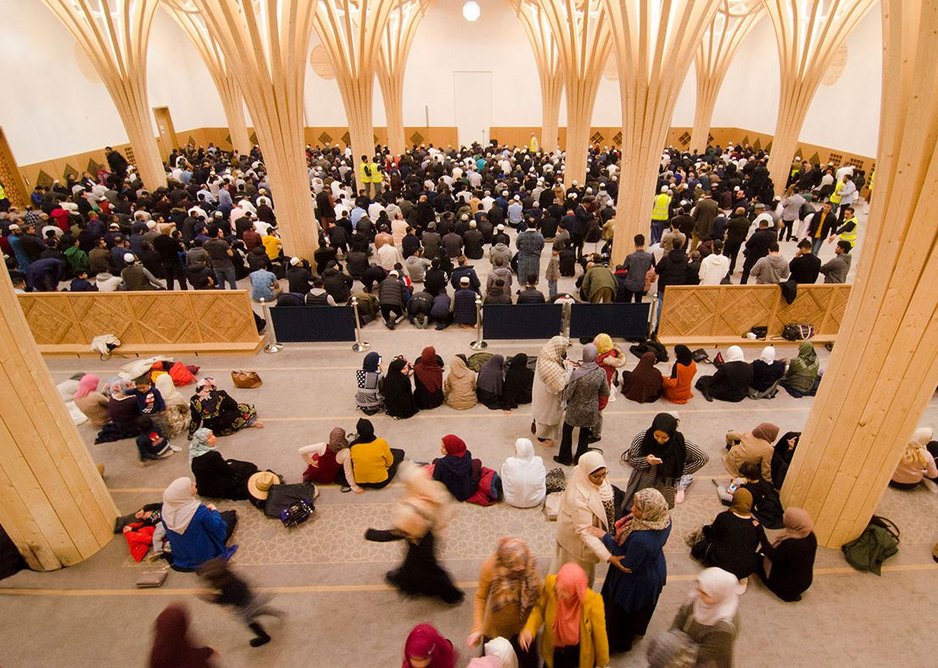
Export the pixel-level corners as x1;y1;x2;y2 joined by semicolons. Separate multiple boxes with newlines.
453;288;477;325
163;505;233;571
600;522;671;612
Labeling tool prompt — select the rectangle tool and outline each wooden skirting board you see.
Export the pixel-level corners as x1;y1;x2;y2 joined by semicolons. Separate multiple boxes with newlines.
657;284;851;346
17;290;263;357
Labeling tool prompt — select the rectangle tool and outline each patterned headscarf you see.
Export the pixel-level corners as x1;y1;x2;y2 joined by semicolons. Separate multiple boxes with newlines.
188;427;215;463
487;537;541;621
616;487;671;544
536;336;569;393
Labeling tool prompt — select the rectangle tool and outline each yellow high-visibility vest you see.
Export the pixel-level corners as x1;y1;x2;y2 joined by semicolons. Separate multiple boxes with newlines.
829;180;845;204
838;217;859;244
651;193;671;221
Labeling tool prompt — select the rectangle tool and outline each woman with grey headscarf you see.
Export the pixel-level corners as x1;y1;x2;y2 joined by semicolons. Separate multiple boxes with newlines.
555;345;609;466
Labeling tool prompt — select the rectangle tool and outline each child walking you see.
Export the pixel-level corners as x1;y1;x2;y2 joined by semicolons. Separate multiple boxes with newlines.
197;557;283;647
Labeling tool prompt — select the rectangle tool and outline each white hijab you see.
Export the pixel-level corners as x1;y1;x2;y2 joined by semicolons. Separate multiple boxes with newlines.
568;450;613;530
691;567;744;626
501;438;547;508
161;477;201;534
154;373;184;404
759;346;776;364
724;345;745;363
484;637;519;668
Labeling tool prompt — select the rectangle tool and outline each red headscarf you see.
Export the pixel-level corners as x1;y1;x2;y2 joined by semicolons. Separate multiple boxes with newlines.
402;624;456;668
415;346;444;394
441;434;467;457
553;563;588;647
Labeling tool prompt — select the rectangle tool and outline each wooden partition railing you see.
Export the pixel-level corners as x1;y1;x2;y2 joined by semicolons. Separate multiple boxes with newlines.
17;290;263;356
657;284;851;346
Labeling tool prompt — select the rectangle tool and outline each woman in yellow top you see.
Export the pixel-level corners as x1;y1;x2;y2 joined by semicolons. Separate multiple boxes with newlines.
519;562;609;668
467;537;542;668
348;418;404;488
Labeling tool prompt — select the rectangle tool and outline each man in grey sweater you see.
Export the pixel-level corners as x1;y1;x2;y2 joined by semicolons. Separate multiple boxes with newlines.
819;240;853;284
750;243;791;284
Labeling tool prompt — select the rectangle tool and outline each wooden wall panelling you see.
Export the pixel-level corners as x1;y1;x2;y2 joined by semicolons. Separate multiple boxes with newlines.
0;127;29;207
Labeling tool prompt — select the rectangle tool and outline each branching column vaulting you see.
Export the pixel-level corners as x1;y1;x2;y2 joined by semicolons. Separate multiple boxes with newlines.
533;0;611;186
42;0;166;188
782;0;938;548
0;267;118;571
691;0;764;154
764;0;876;194
192;0;319;259
603;0;720;264
162;1;251;154
314;0;395;172
510;0;563;153
376;0;430;156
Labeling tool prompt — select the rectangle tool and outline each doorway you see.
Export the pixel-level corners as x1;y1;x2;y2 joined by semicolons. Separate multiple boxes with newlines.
453;71;492;148
152;107;179;159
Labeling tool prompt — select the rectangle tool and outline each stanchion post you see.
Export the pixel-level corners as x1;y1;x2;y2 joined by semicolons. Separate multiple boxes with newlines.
562;300;571;340
259;298;283;353
469;297;487;350
350;296;371;353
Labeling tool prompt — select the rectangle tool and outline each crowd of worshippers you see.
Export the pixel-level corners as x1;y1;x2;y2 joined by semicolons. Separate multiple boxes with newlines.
2;138;861;310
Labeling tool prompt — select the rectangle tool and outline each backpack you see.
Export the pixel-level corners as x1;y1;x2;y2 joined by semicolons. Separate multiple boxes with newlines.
841;515;899;575
264;482;316;521
280;500;314;528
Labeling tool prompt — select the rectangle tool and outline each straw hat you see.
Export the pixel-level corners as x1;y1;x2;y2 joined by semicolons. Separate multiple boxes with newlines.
247;471;280;501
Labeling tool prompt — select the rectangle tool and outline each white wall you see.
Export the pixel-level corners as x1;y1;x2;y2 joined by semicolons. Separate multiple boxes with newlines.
0;0;882;166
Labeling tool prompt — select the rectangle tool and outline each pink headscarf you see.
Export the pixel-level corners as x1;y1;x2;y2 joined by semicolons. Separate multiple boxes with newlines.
73;374;100;400
553;563;588;647
403;624;456;668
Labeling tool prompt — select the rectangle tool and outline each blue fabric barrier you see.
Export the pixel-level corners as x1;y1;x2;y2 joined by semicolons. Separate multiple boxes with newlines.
269;305;357;342
482;303;563;340
569;303;650;340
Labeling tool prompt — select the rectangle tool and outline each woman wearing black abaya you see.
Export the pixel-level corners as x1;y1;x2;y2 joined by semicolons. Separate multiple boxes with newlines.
476;354;505;409
621;413;709;511
502;353;534;409
384;357;419;419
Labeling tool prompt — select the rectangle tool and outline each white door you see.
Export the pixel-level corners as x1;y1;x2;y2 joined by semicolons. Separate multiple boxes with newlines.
453;71;492;148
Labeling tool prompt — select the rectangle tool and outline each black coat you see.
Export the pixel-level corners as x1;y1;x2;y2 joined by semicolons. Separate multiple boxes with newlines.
655;249;690;292
743;228;777;261
696;361;753;402
760;533;817;602
789;254;821;284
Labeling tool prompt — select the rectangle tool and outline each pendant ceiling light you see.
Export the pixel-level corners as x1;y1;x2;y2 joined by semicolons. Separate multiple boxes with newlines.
463;1;480;22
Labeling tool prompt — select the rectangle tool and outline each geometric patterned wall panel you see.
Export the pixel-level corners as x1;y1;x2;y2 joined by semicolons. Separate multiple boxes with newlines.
17;291;261;353
658;284;852;340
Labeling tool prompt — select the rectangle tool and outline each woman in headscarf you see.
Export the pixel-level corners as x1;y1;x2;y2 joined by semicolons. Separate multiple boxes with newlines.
476;354;506;409
531;336;571;447
622;413;709;510
445;354;477;409
780;342;820;397
413;346;445;409
369;463;464;605
155;373;191;439
556;345;609;465
432;434;480;502
349;418;405;488
188;377;261;438
662;345;697;404
553;451;628;586
715;462;784;529
599;488;672;654
149;603;217;668
620;351;663;403
502;353;534;409
695;345;753;402
890;427;938;489
518;562;609;668
384;357;419;419
757;507;817;602
501;438;547;509
692;489;763;580
73;374;109;426
298;427;356;489
593;333;627;395
669;568;743;668
355;351;384;415
748;346;785;399
771;431;801;489
402;623;456;668
189;428;259;500
160;476;237;572
724;422;780;483
95;378;142;443
467;538;543;668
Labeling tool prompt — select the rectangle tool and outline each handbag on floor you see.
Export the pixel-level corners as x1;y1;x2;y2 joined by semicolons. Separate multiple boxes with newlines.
231;370;263;389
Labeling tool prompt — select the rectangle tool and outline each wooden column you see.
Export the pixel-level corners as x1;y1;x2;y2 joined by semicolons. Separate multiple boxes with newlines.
192;0;319;260
42;0;166;189
691;1;764;154
510;0;563;153
162;1;251;154
313;0;395;175
0;270;117;571
376;0;430;157
534;0;611;187
764;0;875;195
782;0;938;548
603;0;721;264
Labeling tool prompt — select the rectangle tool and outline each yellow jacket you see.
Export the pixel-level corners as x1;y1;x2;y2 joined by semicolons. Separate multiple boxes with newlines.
262;234;281;261
350;438;393;484
522;574;609;668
